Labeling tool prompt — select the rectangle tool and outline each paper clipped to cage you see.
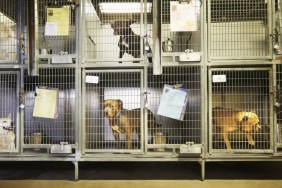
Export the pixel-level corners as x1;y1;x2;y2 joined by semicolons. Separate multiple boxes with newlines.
33;87;59;119
45;7;70;36
170;1;200;31
157;84;188;121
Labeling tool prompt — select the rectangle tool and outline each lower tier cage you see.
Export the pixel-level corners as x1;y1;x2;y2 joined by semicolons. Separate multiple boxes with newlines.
209;68;272;154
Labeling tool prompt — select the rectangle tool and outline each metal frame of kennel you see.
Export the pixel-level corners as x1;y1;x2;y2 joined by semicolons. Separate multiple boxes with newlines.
23;67;77;153
0;70;20;153
0;0;282;181
208;67;274;155
207;0;274;61
82;69;145;154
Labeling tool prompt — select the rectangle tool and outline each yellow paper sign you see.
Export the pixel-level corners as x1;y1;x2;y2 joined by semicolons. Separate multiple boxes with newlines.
33;87;58;119
45;7;70;36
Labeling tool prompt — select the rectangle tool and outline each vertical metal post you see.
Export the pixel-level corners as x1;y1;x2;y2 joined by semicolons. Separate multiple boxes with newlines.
27;0;38;76
153;0;162;75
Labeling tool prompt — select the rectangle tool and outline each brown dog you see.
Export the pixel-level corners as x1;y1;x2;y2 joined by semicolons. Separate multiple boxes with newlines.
103;99;157;149
111;20;152;63
212;107;261;150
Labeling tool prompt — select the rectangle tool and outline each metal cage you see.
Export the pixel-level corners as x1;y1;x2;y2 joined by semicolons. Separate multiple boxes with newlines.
161;0;201;54
209;68;272;153
146;66;202;153
82;69;143;153
85;0;145;62
23;68;76;153
0;0;18;63
276;64;282;150
0;70;19;152
208;0;272;60
36;0;77;64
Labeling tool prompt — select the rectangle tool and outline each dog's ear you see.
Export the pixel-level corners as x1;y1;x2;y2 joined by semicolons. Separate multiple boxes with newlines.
117;99;123;109
127;20;135;26
241;116;248;122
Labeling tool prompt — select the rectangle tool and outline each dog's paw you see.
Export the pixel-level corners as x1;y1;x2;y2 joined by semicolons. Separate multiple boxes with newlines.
248;140;255;145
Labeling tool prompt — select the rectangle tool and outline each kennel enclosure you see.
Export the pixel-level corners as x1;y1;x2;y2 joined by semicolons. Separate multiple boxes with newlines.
0;0;281;180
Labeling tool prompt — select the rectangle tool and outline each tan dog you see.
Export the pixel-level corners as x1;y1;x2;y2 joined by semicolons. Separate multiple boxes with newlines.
0;22;17;60
212;107;261;150
103;99;157;149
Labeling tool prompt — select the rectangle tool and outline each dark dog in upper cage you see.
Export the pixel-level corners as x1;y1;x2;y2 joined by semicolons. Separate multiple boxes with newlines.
111;20;152;63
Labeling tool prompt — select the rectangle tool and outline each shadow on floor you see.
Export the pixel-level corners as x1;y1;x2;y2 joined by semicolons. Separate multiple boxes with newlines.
0;161;281;180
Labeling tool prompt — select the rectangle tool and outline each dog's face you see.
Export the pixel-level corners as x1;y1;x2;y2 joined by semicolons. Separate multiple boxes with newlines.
111;20;134;36
236;111;261;131
0;115;13;134
0;23;14;42
103;99;123;118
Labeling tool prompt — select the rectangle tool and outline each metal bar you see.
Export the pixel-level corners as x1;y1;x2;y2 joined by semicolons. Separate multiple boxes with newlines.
153;0;162;75
27;0;38;76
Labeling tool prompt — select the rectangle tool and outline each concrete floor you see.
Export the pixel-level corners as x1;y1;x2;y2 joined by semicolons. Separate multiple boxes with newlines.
0;161;282;188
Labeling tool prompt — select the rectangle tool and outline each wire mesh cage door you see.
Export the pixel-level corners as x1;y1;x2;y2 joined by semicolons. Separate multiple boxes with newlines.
82;69;144;153
146;66;202;153
0;70;20;152
23;68;76;153
161;0;201;56
0;0;19;63
208;0;273;60
276;64;282;150
84;0;148;63
36;0;77;64
209;68;273;154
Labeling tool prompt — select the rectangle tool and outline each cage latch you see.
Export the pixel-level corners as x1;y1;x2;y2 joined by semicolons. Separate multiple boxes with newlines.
180;142;202;154
50;142;72;154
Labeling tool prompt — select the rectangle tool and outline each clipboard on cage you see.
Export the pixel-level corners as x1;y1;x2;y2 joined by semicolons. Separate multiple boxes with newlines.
32;86;59;119
157;84;189;121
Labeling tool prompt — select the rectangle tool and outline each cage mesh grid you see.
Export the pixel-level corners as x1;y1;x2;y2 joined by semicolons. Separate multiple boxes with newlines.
161;0;201;53
37;0;76;55
210;69;270;152
147;66;201;150
0;0;17;62
0;71;18;150
277;64;282;145
84;70;142;151
85;0;146;61
23;68;76;150
209;0;270;59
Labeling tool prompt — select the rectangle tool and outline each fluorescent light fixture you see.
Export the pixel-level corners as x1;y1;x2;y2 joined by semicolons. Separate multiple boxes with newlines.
99;2;152;13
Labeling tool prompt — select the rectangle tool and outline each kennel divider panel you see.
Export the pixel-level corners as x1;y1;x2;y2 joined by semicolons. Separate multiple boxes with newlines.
0;70;20;153
208;0;272;61
82;69;144;154
23;68;76;152
146;66;202;153
208;67;273;154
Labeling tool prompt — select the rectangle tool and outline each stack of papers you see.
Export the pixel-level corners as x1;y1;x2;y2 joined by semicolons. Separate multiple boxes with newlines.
157;84;188;121
33;87;58;119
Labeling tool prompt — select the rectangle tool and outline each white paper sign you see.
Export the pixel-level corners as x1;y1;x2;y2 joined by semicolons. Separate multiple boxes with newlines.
45;22;57;36
86;76;99;84
170;1;200;31
157;85;188;121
